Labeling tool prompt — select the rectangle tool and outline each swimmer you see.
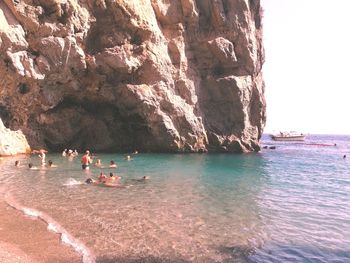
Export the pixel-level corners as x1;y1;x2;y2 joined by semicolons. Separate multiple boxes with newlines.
132;150;138;155
81;150;92;170
124;155;133;161
62;149;67;157
138;175;150;181
38;150;46;166
73;149;79;156
47;160;57;168
85;178;96;184
28;163;39;170
98;172;107;183
344;155;347;159
95;159;102;167
109;160;117;168
107;172;121;182
130;175;150;183
15;160;20;167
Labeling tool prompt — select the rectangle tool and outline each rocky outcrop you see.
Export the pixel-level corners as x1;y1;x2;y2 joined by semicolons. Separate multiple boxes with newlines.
0;118;31;156
0;0;265;153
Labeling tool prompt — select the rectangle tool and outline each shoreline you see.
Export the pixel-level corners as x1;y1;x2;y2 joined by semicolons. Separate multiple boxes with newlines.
0;200;82;263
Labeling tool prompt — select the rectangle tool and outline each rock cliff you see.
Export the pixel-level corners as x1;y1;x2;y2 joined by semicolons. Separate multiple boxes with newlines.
0;0;265;153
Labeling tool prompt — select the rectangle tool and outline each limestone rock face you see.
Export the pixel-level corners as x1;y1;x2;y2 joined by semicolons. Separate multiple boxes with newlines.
0;0;265;152
0;118;31;156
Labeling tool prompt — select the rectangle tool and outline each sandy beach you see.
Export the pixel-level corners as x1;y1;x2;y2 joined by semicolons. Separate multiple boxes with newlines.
0;200;82;263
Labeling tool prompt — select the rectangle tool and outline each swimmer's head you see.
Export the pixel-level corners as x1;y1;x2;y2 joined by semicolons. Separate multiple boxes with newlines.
15;160;20;166
85;178;93;184
48;160;53;166
28;163;33;168
110;172;113;177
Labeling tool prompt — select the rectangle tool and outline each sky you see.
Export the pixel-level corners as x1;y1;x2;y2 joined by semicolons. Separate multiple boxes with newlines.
261;0;350;134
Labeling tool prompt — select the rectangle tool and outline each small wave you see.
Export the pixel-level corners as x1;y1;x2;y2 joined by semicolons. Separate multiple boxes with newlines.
23;208;40;218
63;178;84;186
5;194;96;263
47;222;59;233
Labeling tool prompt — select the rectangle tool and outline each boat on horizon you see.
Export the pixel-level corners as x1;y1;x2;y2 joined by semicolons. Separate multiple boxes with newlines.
270;131;306;141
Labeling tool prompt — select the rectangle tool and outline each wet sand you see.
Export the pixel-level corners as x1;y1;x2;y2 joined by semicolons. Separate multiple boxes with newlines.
0;201;82;263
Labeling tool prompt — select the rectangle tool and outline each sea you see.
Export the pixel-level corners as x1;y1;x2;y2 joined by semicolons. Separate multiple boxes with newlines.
0;134;349;263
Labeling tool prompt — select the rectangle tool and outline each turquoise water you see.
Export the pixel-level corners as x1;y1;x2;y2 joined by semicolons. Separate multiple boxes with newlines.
0;134;350;262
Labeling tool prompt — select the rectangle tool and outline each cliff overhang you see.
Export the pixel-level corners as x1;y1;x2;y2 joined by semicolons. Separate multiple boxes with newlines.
0;0;265;153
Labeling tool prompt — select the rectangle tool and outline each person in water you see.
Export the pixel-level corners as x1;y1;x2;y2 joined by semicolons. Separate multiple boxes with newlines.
81;150;92;170
85;178;95;184
125;155;133;161
28;163;39;170
95;159;102;167
129;175;150;183
15;160;20;167
109;160;117;168
137;176;150;181
98;172;107;183
32;149;47;166
47;160;57;168
108;172;121;182
62;149;67;157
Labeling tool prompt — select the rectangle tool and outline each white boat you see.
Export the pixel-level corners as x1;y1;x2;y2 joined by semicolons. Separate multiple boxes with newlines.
270;131;306;141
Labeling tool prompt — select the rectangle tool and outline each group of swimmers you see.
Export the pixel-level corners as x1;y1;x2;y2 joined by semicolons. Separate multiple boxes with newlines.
14;148;146;187
80;150;136;170
62;149;79;157
15;159;57;170
80;149;143;187
85;172;122;186
14;149;58;169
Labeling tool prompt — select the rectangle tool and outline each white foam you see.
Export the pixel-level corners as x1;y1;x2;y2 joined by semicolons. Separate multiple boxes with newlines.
5;194;96;263
63;178;84;186
47;222;59;233
23;208;40;218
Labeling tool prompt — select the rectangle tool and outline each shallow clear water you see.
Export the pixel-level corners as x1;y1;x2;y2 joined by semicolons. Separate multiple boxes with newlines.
0;134;350;262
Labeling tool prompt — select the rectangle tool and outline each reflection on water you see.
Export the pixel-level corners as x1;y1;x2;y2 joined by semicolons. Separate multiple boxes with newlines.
0;134;349;262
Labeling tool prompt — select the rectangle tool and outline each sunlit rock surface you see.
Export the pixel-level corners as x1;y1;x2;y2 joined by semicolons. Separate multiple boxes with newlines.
0;0;265;152
0;118;31;156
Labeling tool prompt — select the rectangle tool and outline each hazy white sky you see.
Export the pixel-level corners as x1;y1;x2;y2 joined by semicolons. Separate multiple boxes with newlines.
261;0;350;134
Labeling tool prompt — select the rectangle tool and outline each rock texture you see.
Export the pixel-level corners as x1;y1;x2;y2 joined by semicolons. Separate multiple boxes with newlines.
0;0;265;153
0;118;31;156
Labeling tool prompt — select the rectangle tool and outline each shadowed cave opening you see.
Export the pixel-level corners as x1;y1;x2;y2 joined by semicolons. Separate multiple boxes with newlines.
35;97;153;153
0;105;12;127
